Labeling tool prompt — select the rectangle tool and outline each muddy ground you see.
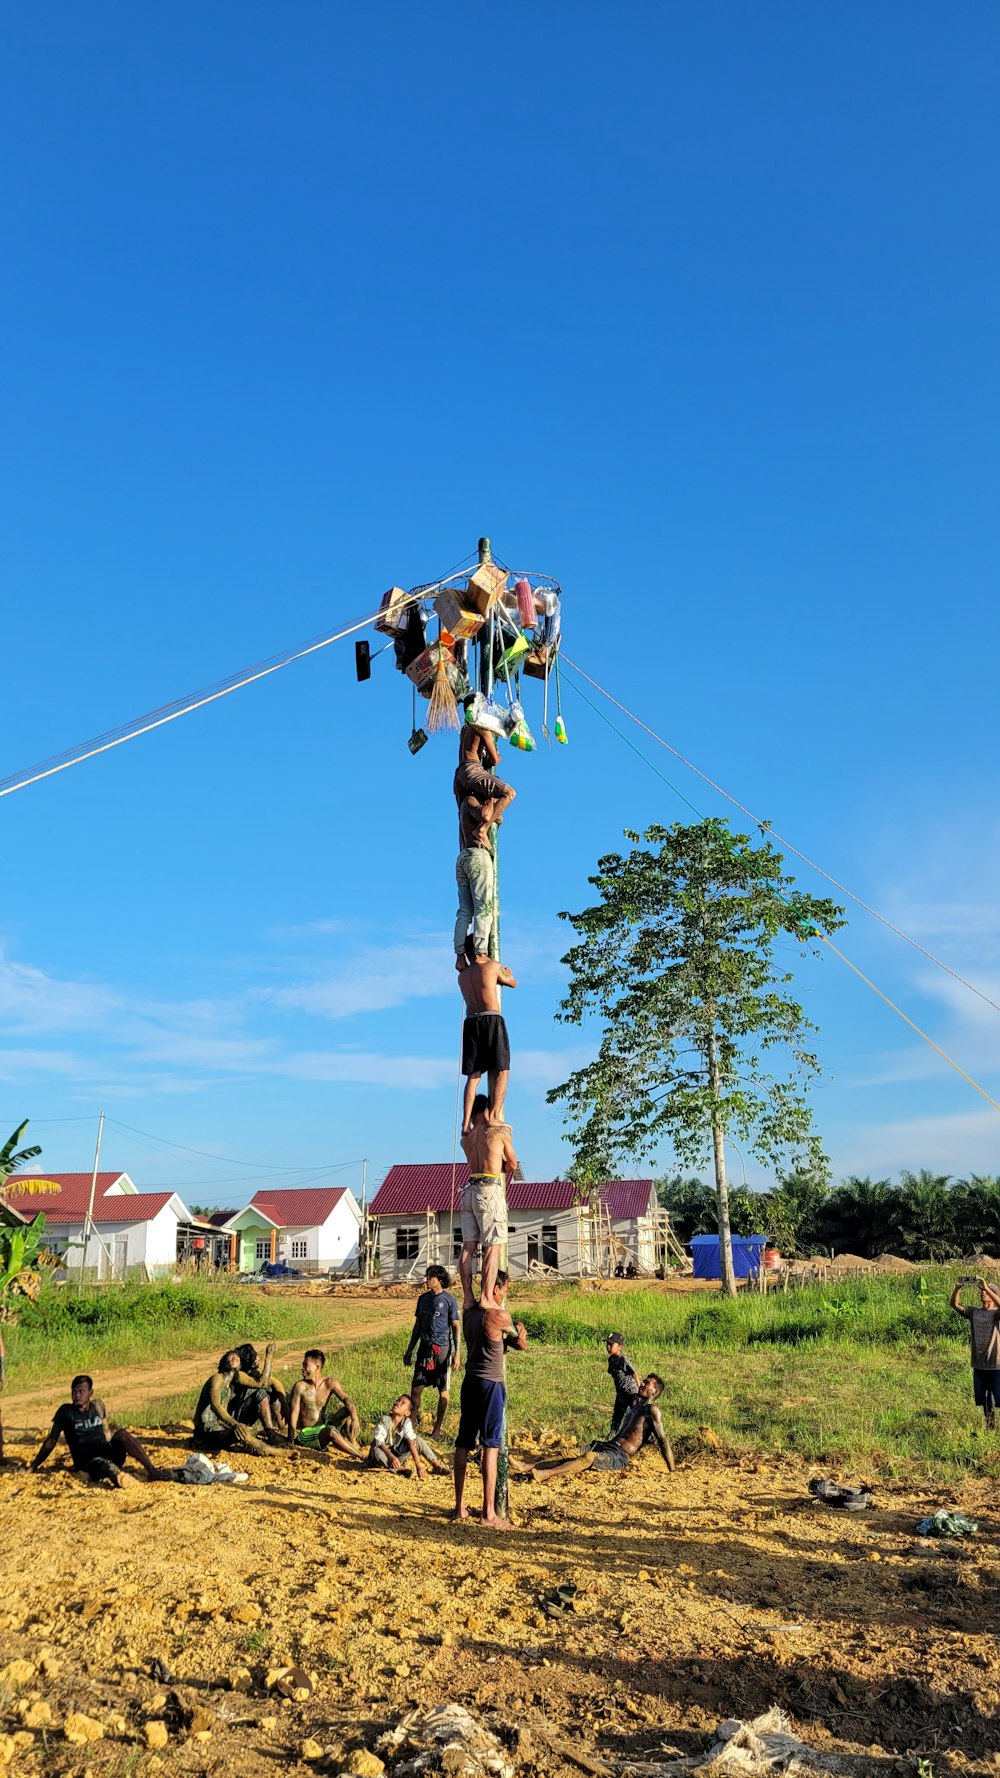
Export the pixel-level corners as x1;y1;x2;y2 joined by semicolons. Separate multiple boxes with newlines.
0;1425;998;1777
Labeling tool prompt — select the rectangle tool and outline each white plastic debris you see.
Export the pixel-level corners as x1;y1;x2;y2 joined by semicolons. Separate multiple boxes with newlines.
626;1709;843;1774
377;1704;513;1778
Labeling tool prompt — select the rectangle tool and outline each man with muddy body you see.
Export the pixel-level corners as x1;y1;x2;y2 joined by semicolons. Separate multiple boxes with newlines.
513;1375;675;1481
605;1332;640;1436
287;1349;364;1457
457;952;516;1129
951;1276;1000;1429
453;729;515;966
31;1374;178;1487
459;1094;518;1310
453;1272;527;1531
405;1266;460;1437
193;1351;274;1457
230;1341;287;1439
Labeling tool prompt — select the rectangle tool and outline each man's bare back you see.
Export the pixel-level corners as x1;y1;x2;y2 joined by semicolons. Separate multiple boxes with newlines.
457;956;517;1015
462;1118;516;1179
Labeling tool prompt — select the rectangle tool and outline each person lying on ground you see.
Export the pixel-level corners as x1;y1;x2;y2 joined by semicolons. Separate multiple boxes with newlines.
366;1394;449;1479
404;1266;460;1437
231;1341;288;1439
605;1332;640;1436
30;1374;178;1488
457;952;517;1129
512;1375;675;1482
950;1275;1000;1430
287;1349;364;1457
459;1094;518;1310
453;1271;527;1532
193;1351;274;1457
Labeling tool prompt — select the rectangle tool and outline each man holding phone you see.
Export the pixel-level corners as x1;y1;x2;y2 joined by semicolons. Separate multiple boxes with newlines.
950;1275;1000;1429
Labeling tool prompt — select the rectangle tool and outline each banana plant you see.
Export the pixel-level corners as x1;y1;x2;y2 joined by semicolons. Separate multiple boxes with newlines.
0;1122;57;1313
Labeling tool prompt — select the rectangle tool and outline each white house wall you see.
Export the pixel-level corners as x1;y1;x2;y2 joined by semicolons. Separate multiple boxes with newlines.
270;1197;361;1274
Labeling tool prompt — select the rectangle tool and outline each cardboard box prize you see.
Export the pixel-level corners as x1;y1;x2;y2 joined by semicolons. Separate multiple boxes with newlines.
374;586;412;637
464;561;508;618
434;587;485;640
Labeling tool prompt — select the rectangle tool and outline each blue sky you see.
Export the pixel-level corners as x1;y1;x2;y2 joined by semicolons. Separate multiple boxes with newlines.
2;5;999;1206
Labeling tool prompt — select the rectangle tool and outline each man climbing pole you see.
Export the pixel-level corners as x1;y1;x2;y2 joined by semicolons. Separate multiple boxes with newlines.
453;730;515;966
459;1093;517;1310
457;950;516;1128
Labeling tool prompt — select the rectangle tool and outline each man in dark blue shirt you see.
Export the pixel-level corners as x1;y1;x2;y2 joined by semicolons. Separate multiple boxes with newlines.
405;1265;460;1437
30;1374;177;1487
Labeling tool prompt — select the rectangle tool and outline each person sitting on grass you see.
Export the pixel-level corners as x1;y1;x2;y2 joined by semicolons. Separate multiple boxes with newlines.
193;1351;275;1458
287;1348;364;1458
950;1275;1000;1430
366;1394;449;1479
230;1341;288;1440
605;1331;639;1436
512;1375;675;1482
30;1374;179;1488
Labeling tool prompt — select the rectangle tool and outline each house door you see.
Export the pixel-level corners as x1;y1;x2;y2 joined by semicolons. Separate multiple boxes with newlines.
113;1235;128;1278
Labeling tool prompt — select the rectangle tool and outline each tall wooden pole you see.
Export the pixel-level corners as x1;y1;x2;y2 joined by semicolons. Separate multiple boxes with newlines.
79;1109;105;1290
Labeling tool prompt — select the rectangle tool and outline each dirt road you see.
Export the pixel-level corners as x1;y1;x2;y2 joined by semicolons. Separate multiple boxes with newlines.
2;1302;414;1429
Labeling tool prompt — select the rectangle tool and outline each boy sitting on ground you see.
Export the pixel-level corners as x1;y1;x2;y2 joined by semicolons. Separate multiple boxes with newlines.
31;1374;179;1488
366;1394;449;1479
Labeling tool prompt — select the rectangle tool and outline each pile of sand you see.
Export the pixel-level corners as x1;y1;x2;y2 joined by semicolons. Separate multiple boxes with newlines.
826;1253;875;1270
873;1253;916;1272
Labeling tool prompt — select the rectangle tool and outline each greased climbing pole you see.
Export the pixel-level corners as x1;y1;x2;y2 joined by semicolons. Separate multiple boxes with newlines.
359;536;566;1519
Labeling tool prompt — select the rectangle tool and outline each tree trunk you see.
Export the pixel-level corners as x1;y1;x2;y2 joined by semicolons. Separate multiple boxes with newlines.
706;1022;737;1298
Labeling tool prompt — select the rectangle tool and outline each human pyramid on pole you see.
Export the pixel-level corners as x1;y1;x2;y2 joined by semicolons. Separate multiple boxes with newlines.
361;538;565;1527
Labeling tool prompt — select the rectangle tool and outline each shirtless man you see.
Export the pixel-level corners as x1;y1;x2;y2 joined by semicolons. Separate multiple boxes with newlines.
31;1374;178;1487
457;952;517;1128
193;1351;274;1458
286;1349;364;1458
454;726;517;816
513;1375;675;1481
460;1094;518;1309
453;1272;527;1530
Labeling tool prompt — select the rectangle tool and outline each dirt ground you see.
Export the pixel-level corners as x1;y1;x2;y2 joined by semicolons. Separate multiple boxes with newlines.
0;1423;998;1778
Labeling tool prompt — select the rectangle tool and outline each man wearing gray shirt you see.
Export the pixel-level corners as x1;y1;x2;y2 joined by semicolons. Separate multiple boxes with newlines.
951;1275;1000;1429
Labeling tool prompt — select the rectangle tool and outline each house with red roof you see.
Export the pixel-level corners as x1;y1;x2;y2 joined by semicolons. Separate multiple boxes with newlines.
368;1164;661;1280
220;1184;361;1274
3;1171;194;1280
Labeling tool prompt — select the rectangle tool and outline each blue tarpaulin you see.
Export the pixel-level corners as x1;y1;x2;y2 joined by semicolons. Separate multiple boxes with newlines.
690;1234;767;1280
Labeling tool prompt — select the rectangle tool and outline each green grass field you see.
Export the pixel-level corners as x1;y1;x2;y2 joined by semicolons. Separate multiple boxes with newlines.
44;1268;989;1480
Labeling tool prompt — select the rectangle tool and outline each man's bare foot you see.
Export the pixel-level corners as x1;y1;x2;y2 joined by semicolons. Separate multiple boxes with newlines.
451;1506;470;1521
104;1467;132;1489
480;1513;514;1531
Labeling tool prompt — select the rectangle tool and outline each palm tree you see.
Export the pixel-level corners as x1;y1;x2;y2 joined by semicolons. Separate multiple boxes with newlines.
656;1174;716;1240
0;1121;58;1311
896;1169;960;1261
817;1176;901;1258
954;1175;1000;1255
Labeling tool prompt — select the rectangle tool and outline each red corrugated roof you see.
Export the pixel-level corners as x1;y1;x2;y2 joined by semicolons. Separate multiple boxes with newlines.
3;1178;177;1225
370;1166;656;1221
247;1186;350;1229
3;1172;131;1220
87;1192;176;1225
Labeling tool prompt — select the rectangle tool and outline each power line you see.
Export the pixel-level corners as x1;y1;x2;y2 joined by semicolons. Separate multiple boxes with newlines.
561;654;1000;1021
104;1115;363;1173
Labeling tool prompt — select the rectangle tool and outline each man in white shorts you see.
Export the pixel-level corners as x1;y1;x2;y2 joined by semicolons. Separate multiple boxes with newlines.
459;1094;518;1309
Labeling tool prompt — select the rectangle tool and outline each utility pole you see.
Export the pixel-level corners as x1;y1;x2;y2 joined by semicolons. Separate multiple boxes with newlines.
79;1109;105;1290
706;1019;737;1297
359;1158;369;1279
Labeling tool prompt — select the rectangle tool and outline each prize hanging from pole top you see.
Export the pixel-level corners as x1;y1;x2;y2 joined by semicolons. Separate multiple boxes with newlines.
356;537;567;752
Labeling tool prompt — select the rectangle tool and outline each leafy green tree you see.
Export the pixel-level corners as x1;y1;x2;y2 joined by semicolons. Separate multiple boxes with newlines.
766;1158;832;1254
548;818;844;1295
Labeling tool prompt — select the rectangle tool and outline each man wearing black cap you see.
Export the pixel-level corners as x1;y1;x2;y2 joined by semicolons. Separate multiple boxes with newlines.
605;1332;639;1437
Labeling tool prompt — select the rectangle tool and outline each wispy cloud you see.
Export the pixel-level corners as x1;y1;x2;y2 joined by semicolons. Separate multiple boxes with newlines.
269;939;456;1019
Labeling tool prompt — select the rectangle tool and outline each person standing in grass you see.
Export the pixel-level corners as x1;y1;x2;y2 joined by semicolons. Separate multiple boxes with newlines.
605;1331;639;1436
404;1266;460;1437
950;1276;1000;1430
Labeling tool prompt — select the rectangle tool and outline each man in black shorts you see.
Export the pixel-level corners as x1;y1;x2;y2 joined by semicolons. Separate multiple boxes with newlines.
453;1271;527;1530
404;1265;460;1437
30;1374;177;1487
457;951;517;1128
512;1375;675;1481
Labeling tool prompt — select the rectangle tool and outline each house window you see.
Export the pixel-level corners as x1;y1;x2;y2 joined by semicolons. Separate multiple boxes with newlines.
396;1226;419;1262
452;1225;462;1259
255;1237;270;1262
527;1225;559;1269
291;1238;308;1260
